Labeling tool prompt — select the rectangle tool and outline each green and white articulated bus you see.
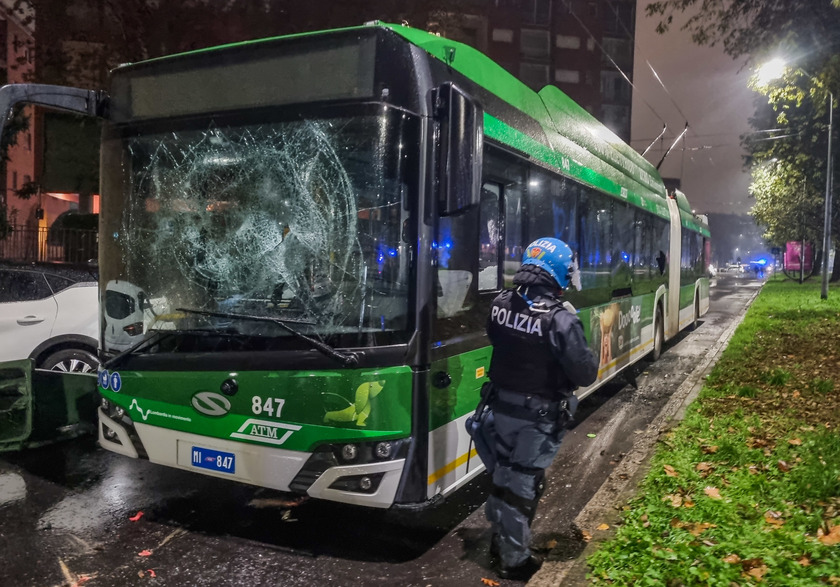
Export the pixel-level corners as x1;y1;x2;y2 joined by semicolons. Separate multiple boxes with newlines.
0;22;709;509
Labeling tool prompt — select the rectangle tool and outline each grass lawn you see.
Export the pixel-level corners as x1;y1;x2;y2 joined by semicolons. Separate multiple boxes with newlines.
586;278;840;585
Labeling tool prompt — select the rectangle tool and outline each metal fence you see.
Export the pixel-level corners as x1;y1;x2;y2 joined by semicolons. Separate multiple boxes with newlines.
0;224;98;265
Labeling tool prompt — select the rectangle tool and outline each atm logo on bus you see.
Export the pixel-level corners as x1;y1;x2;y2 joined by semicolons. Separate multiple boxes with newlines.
230;419;302;446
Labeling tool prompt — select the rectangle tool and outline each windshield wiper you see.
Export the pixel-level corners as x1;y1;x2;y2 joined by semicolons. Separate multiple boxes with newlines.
176;308;359;368
102;329;177;370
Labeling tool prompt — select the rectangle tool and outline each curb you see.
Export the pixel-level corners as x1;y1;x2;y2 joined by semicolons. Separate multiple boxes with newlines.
528;285;762;587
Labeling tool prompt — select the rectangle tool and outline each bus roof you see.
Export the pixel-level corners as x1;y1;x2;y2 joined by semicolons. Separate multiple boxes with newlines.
115;21;709;234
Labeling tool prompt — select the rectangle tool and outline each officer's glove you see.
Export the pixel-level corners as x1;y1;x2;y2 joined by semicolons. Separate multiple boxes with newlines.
562;300;577;314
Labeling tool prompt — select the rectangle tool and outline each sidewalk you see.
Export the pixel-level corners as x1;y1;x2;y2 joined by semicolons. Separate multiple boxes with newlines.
530;284;761;586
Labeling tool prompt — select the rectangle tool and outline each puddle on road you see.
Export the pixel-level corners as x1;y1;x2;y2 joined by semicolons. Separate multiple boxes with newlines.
0;472;26;506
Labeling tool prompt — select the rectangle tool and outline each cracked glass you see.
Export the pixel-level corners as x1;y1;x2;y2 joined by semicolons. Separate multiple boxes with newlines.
100;107;416;352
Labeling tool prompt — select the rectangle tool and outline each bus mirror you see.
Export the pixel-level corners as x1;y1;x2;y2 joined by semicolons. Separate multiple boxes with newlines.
434;83;483;216
0;84;107;137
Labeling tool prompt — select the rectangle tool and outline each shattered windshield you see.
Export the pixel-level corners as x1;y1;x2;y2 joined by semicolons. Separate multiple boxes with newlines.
100;106;417;352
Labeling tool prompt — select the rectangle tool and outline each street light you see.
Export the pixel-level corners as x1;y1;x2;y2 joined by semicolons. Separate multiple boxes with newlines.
757;59;834;298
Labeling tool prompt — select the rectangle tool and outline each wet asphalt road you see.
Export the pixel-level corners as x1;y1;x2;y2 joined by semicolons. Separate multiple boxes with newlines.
0;272;761;587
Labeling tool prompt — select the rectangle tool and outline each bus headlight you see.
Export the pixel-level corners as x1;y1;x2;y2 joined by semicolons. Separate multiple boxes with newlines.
327;472;384;494
340;444;359;462
374;441;392;459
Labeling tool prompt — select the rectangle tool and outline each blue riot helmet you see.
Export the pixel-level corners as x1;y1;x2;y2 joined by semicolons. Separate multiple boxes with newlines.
521;237;576;289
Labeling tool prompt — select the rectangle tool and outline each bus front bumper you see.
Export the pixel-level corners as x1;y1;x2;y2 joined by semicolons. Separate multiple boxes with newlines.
98;408;404;508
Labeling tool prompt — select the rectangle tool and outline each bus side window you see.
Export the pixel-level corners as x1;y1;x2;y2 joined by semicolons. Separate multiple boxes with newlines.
436;209;478;318
651;217;669;278
527;174;577;252
611;201;634;294
633;212;650;289
481;147;526;288
577;188;611;303
478;183;501;291
504;178;525;287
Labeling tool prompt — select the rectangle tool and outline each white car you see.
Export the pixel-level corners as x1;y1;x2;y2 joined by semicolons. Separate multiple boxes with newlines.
0;267;99;372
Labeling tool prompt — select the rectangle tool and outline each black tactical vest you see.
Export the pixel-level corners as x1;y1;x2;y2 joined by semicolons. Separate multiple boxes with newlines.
488;289;571;399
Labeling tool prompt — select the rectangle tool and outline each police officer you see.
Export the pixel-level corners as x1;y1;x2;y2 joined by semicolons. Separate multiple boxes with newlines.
484;237;598;580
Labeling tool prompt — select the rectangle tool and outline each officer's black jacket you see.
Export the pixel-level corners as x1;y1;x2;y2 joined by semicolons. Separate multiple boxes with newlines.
487;284;598;401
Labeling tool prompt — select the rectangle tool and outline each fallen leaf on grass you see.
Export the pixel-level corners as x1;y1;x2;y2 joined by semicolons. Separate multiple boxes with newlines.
704;486;722;500
701;445;719;454
687;522;715;536
798;556;811;566
596;523;610;530
747;565;769;581
663;464;679;477
764;511;784;526
670;519;715;536
480;579;500;586
818;525;840;545
695;462;713;474
138;550;153;557
663;494;683;507
722;554;741;564
129;511;144;522
789;438;802;446
748;437;770;448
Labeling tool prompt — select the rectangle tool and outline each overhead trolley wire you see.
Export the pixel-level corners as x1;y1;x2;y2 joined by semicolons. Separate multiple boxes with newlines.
557;0;669;134
602;0;691;126
599;0;697;170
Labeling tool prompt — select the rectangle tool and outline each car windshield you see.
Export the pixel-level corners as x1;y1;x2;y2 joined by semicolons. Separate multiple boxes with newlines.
100;106;417;352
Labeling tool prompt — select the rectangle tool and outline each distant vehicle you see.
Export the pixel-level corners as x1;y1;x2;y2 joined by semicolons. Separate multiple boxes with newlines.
0;266;99;372
707;265;718;278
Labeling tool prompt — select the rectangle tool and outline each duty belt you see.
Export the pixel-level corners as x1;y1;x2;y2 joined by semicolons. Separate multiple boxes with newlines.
491;390;565;422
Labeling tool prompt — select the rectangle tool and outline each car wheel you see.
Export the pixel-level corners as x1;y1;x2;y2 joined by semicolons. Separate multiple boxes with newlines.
40;349;99;374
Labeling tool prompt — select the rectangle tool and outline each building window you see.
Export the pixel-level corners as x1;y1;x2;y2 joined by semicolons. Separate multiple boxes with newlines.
520;28;549;59
587;37;596;51
600;71;630;102
521;0;551;24
556;34;580;49
519;63;549;89
555;69;580;84
492;28;514;43
12;171;17;190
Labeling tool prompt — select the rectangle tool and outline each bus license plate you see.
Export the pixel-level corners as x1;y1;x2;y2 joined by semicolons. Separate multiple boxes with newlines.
191;446;236;474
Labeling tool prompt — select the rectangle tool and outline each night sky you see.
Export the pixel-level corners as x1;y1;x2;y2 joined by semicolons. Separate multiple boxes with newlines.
631;7;755;216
